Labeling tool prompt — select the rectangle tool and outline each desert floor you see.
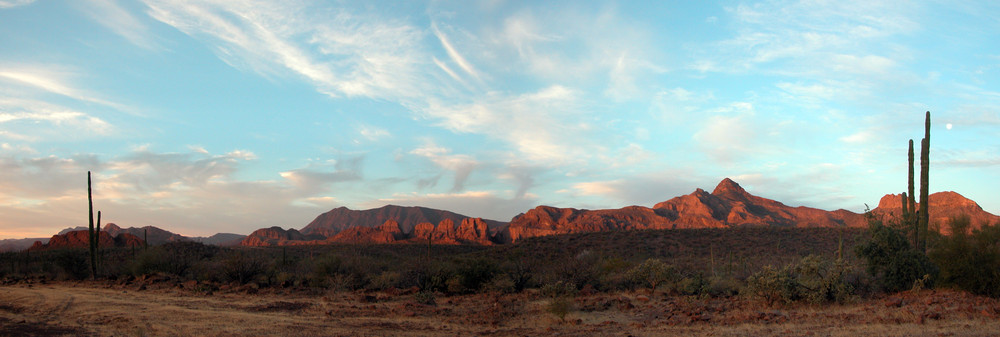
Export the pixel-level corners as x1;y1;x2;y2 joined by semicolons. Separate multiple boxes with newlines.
1;280;999;336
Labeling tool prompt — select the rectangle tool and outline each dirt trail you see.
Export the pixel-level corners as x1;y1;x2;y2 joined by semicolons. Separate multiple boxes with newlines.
2;283;999;336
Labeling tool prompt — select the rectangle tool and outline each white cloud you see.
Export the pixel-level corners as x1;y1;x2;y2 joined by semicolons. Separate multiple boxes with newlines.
357;124;391;141
0;0;34;9
144;0;429;100
569;172;701;207
432;22;482;83
410;142;478;192
0;97;113;141
78;0;160;49
423;85;592;165
0;147;370;237
0;68;124;109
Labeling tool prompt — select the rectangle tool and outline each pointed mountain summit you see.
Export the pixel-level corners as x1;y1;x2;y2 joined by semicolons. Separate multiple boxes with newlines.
711;177;752;202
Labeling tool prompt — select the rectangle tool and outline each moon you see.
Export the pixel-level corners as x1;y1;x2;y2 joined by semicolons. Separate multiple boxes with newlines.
946;123;953;130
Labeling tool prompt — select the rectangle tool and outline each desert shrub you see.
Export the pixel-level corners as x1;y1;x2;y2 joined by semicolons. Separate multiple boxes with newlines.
546;296;574;322
678;274;708;296
414;291;436;305
221;251;265;284
51;249;90;280
625;258;679;294
793;255;854;304
744;265;797;305
744;255;856;305
541;280;578;298
484;274;517;294
445;275;466;294
451;258;499;294
368;270;401;291
704;276;739;298
545;250;602;290
130;247;177;276
498;260;533;292
410;262;452;292
131;242;219;278
854;220;937;293
930;218;1000;298
596;256;631;291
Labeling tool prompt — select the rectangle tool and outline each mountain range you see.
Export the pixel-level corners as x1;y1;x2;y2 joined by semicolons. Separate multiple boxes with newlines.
5;178;998;251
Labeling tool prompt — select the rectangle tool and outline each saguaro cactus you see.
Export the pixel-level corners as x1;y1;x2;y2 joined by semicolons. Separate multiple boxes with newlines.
917;111;930;252
96;210;102;274
907;139;916;246
88;171;97;279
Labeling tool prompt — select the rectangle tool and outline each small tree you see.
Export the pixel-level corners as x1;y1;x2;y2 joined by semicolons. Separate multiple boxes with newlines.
626;258;677;295
854;216;937;293
930;217;1000;298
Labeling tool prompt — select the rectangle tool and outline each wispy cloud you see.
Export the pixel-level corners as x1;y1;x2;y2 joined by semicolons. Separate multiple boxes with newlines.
77;0;160;50
144;0;428;100
0;68;124;109
410;142;478;192
423;85;592;165
357;124;391;142
0;97;113;141
432;22;482;83
0;0;34;9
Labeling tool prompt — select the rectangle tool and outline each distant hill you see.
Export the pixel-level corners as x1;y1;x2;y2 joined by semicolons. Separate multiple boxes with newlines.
300;205;507;237
190;233;246;246
0;238;48;252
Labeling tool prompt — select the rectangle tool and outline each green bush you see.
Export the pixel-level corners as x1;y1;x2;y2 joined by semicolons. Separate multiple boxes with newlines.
221;251;265;284
930;217;1000;298
744;265;797;305
793;255;854;304
743;255;854;305
369;270;401;290
546;296;574;322
854;219;937;293
414;291;436;305
540;280;578;298
52;249;89;280
625;258;678;294
451;258;499;294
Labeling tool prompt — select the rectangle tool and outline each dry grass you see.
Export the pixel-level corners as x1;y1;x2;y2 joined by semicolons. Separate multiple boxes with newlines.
1;281;998;336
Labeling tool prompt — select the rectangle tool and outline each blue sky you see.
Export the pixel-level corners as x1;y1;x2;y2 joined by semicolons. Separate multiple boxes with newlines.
1;0;998;239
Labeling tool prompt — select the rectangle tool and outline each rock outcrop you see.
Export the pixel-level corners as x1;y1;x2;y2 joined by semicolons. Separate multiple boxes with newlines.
240;226;325;246
102;223;187;245
874;191;1000;233
300;205;506;237
29;230;144;250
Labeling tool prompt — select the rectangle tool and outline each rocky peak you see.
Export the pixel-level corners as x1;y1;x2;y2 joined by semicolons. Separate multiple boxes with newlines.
711;178;751;202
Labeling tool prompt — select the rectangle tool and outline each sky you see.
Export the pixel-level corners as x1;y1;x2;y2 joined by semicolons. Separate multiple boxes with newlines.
1;0;998;239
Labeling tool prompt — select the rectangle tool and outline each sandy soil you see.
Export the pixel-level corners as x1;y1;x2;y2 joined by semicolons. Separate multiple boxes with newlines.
1;280;999;336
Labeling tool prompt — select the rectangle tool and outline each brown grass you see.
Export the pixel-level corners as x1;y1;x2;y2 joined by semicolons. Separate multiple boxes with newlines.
2;281;998;336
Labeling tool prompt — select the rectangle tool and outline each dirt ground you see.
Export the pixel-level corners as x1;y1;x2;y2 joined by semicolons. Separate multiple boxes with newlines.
1;280;999;336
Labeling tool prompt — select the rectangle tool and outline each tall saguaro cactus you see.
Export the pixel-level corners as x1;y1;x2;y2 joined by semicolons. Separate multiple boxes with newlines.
907;139;916;246
88;171;97;279
96;210;102;274
917;111;931;252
